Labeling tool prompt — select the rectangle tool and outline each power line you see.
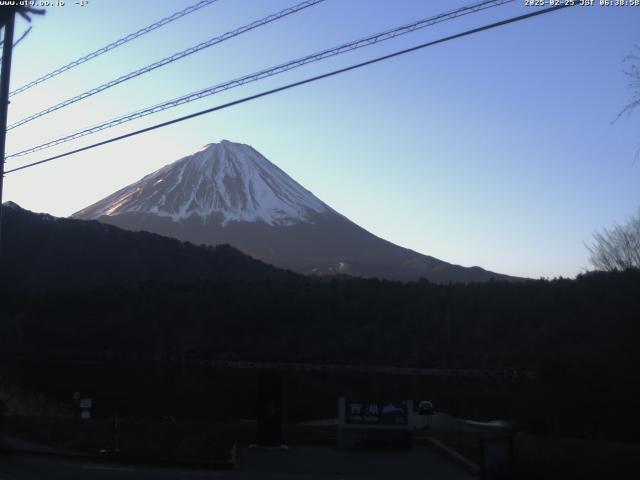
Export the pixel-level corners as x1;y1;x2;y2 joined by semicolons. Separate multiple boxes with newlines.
7;0;326;131
7;0;514;159
12;26;31;48
4;3;575;176
0;26;31;63
9;0;220;98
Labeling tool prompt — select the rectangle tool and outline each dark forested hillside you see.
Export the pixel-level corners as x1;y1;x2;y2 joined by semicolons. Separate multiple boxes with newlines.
2;269;640;440
2;269;639;371
2;203;640;441
0;203;299;289
3;202;639;382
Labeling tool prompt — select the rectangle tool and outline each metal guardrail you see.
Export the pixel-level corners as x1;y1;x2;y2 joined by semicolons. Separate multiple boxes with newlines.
0;347;536;380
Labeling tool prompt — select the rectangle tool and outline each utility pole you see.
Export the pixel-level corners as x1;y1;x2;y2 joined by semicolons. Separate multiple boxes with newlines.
0;9;16;255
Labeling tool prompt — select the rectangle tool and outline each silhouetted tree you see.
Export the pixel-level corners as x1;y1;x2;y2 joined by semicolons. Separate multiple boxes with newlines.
588;208;640;271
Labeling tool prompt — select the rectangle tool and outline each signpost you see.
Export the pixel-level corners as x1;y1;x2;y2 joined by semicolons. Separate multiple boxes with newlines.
79;397;92;420
344;400;410;427
338;397;413;448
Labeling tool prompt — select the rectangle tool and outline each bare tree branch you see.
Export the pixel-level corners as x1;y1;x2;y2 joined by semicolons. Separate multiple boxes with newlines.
614;45;640;123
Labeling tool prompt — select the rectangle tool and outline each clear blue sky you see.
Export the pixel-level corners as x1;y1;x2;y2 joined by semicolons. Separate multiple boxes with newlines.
3;0;639;279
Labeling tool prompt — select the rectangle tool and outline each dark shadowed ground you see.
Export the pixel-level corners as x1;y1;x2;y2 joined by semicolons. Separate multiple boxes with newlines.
0;446;473;480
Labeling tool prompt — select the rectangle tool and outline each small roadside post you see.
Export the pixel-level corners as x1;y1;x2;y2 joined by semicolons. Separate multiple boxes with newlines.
112;411;120;457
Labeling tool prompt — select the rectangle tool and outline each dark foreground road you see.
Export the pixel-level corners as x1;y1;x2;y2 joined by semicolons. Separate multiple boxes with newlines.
0;446;473;479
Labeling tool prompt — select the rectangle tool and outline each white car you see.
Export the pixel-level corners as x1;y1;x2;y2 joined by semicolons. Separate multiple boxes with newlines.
417;400;434;415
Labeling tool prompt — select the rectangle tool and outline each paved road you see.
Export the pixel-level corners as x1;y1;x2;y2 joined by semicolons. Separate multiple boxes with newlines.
241;445;473;479
0;446;473;480
0;453;225;480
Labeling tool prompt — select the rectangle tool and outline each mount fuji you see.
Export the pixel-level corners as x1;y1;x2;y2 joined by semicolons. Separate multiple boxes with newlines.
73;140;517;283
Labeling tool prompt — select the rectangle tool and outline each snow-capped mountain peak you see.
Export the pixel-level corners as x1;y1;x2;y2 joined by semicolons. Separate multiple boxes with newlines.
73;140;519;283
74;140;331;226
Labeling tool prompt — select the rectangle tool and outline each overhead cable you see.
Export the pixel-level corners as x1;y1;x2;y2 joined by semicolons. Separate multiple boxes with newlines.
7;0;326;130
7;0;513;158
9;0;220;97
5;3;576;175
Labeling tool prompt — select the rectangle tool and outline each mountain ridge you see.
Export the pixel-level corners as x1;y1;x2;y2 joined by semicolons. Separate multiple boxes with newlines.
0;202;299;290
73;140;521;284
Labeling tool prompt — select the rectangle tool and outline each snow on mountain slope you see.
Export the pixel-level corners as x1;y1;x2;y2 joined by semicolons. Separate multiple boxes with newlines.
73;140;520;283
74;140;331;226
